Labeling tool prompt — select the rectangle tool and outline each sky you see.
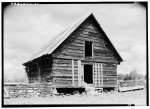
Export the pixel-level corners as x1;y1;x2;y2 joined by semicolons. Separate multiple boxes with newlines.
4;3;146;81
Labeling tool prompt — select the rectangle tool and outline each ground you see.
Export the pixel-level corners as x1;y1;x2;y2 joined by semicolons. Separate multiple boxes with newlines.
4;89;146;106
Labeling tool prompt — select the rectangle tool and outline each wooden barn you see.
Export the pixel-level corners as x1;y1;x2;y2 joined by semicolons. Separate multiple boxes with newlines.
23;13;123;93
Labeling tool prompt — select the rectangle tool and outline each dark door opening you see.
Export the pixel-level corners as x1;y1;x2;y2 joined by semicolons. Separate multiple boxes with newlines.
84;64;93;84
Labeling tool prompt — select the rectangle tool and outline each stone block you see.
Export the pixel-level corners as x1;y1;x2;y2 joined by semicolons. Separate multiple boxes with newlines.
33;91;37;94
25;94;31;98
33;88;38;90
18;90;23;93
9;91;15;94
35;92;40;95
27;89;34;93
38;93;46;97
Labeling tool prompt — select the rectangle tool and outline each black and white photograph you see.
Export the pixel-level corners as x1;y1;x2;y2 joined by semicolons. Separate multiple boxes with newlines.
2;1;148;106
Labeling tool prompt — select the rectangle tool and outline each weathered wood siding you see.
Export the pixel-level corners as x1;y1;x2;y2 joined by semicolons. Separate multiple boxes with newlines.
24;16;121;89
102;63;117;87
39;59;53;82
52;18;118;63
26;57;53;83
53;58;83;87
51;18;118;88
26;64;39;83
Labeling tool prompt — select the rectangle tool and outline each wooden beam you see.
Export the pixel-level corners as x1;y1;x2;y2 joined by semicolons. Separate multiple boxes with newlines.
95;63;97;87
92;42;94;59
72;60;74;86
81;64;84;84
98;63;100;87
101;63;103;87
78;60;81;86
93;64;95;86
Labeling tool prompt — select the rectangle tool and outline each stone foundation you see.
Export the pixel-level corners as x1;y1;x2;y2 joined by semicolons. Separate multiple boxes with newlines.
4;83;53;98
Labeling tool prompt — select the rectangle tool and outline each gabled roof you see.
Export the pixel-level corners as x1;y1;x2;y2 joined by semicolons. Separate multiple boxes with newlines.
23;13;123;65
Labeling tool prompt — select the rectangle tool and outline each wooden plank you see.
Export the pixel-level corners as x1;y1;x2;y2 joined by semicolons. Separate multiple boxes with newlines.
52;70;71;75
53;72;79;76
74;39;84;44
93;63;95;86
79;33;101;42
100;63;101;87
53;65;73;68
94;57;116;61
61;51;83;56
103;80;117;82
67;46;84;51
94;63;95;87
103;75;117;78
95;63;97;87
70;42;84;47
52;67;78;71
94;56;115;60
54;54;83;59
103;71;117;74
66;50;83;54
78;60;81;86
54;79;79;82
92;42;94;59
72;60;74;86
98;63;100;87
53;59;72;64
119;86;144;92
81;64;84;84
101;63;103;87
100;63;102;87
103;64;115;67
102;65;116;69
103;67;112;71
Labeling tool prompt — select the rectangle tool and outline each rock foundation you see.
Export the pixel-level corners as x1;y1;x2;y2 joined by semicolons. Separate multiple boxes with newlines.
4;83;53;98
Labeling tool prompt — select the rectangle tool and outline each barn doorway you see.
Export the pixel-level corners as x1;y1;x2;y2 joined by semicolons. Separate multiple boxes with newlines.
84;64;93;84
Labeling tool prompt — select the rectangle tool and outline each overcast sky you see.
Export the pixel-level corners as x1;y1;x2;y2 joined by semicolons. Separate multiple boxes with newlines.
4;3;146;80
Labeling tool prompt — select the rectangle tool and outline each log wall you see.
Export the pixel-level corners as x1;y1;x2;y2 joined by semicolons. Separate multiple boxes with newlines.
52;18;119;88
102;63;117;87
53;58;75;87
52;18;118;63
25;18;119;88
26;57;53;83
52;58;84;88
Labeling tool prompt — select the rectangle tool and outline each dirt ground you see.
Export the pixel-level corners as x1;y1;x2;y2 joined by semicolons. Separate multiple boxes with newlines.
4;89;146;106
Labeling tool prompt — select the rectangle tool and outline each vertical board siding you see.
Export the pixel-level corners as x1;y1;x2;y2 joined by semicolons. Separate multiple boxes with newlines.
101;63;103;87
78;60;82;86
81;64;84;85
74;60;78;87
72;60;75;86
93;63;117;88
93;63;104;87
98;63;100;87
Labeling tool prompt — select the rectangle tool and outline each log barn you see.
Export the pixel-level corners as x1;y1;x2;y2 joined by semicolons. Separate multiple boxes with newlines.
23;13;123;93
